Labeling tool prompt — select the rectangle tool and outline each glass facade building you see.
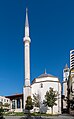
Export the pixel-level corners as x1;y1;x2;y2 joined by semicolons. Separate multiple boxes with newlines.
70;50;74;69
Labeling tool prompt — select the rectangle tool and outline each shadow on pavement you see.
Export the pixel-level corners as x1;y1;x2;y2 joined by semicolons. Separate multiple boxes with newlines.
20;116;42;119
0;117;5;119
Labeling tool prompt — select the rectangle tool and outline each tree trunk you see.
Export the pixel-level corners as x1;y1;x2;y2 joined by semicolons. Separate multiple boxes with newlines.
27;110;31;119
51;107;53;114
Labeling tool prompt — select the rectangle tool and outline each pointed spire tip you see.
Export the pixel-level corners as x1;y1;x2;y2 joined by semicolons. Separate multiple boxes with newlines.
65;64;68;69
26;8;28;12
25;8;29;27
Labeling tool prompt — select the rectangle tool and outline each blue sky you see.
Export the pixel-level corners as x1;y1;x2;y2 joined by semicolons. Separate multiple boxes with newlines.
0;0;74;96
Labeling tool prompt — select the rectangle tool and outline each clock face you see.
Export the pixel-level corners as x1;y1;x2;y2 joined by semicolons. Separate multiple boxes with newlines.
64;72;69;78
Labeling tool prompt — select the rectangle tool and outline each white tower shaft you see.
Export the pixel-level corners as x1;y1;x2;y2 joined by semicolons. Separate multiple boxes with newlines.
23;8;31;109
24;39;30;86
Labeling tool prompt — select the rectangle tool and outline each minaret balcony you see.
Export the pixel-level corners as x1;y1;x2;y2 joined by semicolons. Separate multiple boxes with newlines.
23;37;31;43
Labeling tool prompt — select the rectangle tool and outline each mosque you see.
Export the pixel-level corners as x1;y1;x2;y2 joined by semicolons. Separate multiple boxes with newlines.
0;8;74;115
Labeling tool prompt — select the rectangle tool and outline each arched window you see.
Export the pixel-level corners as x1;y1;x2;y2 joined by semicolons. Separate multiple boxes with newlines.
17;98;20;108
40;83;43;88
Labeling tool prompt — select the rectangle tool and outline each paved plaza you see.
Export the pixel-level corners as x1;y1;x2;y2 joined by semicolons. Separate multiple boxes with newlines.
3;115;74;119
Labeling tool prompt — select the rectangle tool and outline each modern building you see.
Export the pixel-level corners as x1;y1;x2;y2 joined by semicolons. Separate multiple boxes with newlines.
0;96;10;111
69;68;74;114
62;50;74;114
70;50;74;70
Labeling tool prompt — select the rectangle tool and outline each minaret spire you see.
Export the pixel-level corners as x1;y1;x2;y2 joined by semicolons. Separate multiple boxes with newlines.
25;8;29;27
25;8;29;37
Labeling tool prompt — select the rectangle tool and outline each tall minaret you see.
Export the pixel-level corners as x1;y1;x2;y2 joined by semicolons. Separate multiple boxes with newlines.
23;8;31;109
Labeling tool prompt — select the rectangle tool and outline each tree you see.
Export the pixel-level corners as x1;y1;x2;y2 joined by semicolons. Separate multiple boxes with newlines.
0;107;4;118
44;87;58;114
3;103;10;107
33;93;41;110
0;102;3;107
0;102;4;118
25;96;33;115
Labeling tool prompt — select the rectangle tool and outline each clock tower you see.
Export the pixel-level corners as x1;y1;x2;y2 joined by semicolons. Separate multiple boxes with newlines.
62;64;70;109
63;64;69;96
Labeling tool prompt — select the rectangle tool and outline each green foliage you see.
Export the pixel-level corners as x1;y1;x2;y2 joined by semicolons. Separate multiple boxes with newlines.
4;112;25;116
0;107;4;116
3;103;10;107
14;112;24;116
4;112;58;116
25;96;33;111
44;87;58;114
33;93;41;108
0;102;3;107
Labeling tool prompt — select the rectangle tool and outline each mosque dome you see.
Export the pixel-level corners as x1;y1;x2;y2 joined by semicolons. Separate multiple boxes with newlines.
38;69;57;78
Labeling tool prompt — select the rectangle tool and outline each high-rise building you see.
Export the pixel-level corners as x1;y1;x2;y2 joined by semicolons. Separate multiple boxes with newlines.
62;50;74;114
70;50;74;70
70;50;74;94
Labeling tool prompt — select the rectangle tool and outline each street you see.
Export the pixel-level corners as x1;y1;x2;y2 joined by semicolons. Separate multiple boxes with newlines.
4;115;74;119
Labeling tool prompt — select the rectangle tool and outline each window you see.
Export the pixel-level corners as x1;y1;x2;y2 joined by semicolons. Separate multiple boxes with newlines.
0;102;3;106
4;99;6;102
7;100;8;102
12;100;15;109
17;98;20;108
64;69;67;72
70;102;74;110
40;83;43;88
72;51;74;54
1;99;3;102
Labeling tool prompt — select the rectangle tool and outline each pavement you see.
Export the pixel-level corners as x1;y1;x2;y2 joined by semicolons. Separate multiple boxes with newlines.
3;115;74;119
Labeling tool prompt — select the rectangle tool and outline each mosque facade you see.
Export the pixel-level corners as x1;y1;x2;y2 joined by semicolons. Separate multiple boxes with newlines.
3;8;74;114
22;8;61;114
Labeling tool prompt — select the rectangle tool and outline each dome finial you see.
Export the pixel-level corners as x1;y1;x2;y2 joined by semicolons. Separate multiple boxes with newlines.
44;69;47;74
